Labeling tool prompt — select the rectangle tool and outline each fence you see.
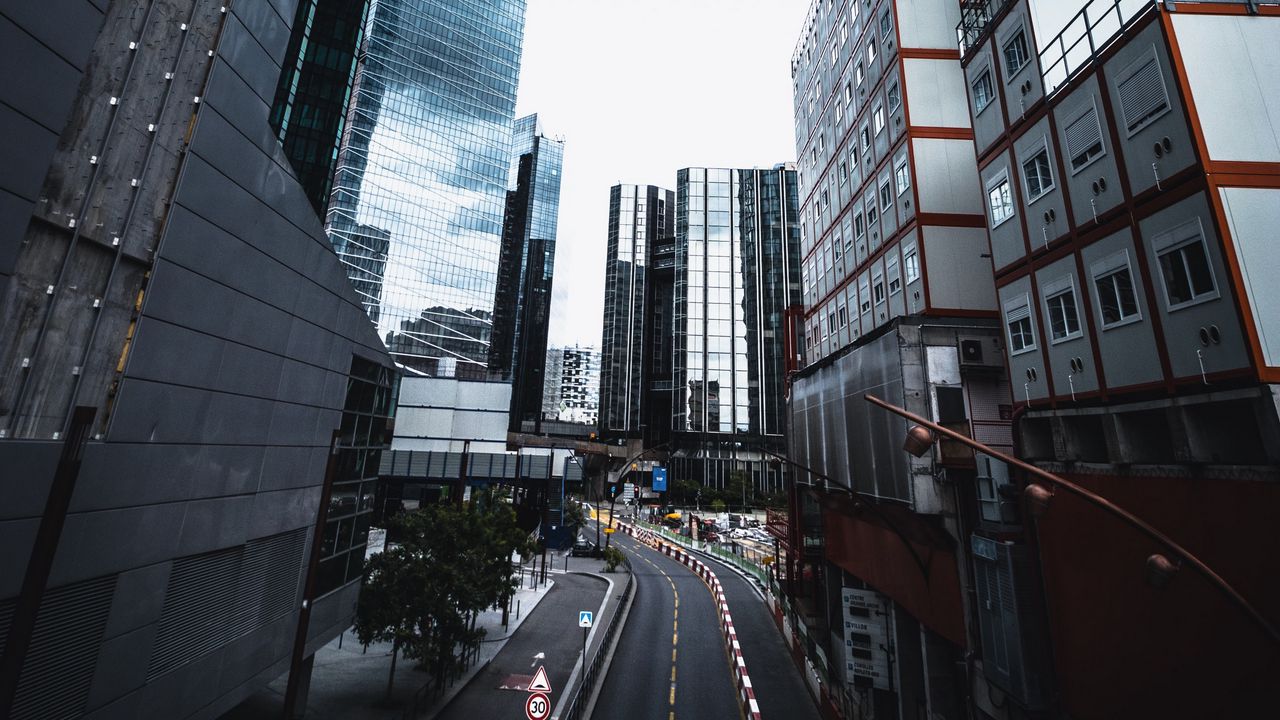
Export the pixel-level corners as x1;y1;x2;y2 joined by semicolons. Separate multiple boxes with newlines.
560;552;634;720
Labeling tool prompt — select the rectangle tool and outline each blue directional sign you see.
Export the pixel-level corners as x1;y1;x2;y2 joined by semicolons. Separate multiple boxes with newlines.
652;466;668;492
578;610;593;628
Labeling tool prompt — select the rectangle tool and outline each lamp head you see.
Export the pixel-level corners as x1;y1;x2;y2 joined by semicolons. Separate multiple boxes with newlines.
903;425;935;457
1145;553;1179;589
1024;483;1054;518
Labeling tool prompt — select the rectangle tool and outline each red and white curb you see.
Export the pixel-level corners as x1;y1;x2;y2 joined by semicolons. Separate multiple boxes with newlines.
619;523;763;720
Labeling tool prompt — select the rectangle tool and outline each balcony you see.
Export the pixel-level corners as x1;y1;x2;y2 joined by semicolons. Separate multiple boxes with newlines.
1038;0;1151;95
956;0;1011;56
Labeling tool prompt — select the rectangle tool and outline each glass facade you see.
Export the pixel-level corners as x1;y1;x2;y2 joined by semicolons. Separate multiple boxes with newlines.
673;167;800;438
270;0;370;217
488;115;564;431
600;184;674;435
326;0;527;377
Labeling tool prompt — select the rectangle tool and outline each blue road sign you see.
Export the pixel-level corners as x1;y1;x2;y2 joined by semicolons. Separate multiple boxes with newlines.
652;466;668;492
578;610;593;628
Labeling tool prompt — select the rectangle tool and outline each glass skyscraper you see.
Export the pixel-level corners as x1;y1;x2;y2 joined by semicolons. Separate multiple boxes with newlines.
673;166;800;438
489;114;564;431
599;184;674;436
326;0;527;377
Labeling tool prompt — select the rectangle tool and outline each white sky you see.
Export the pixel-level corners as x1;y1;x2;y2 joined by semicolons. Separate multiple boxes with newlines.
514;0;810;349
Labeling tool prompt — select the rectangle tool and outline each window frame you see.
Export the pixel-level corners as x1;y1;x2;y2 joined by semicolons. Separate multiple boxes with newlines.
887;79;901;112
903;244;920;284
1004;293;1037;355
986;170;1015;228
894;155;911;196
873;103;885;135
972;66;995;115
1020;137;1055;204
1152;219;1219;311
1090;249;1143;330
1042;276;1084;344
1116;47;1172;138
1002;28;1030;80
1063;100;1107;175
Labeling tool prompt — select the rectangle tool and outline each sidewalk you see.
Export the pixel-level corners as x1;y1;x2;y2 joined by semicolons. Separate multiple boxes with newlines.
220;561;559;720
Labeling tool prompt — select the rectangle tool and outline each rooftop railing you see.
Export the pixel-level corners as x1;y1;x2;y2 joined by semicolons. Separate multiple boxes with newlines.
1038;0;1152;94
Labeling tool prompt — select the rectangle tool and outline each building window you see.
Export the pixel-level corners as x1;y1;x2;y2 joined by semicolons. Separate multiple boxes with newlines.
880;9;893;40
879;177;893;211
1065;106;1105;173
834;235;843;261
972;69;994;114
845;81;853;105
873;104;885;134
867;30;878;62
1118;51;1171;136
904;245;920;283
887;256;902;295
1044;281;1082;342
1091;251;1141;328
1005;294;1036;354
1022;143;1054;203
839;161;848;186
1155;222;1217;309
856;62;865;86
887;80;901;112
835;100;844;125
854;212;866;240
860;279;872;313
1003;30;1030;78
866;200;879;229
860;123;871;151
873;273;886;305
818;133;825;153
987;173;1014;227
838;304;849;327
894;156;911;196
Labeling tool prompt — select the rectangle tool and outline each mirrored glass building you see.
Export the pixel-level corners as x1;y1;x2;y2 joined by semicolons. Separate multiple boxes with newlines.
326;0;527;377
489;114;564;431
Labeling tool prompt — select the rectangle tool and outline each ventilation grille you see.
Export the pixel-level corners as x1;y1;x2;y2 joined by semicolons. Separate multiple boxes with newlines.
147;528;306;680
1118;56;1169;135
1065;108;1104;169
9;575;117;720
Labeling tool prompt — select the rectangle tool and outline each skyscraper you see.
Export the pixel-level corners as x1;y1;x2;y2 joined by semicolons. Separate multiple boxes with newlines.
544;345;602;426
326;0;527;377
599;184;674;438
669;166;801;494
489;114;564;432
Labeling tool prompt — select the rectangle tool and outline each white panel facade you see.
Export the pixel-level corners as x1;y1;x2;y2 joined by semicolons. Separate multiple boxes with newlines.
921;225;996;311
1171;14;1280;163
895;0;963;49
912;138;983;214
903;58;973;128
1220;187;1280;367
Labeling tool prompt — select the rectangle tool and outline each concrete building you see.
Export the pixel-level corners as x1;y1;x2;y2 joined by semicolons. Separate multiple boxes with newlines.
325;0;527;377
783;1;1011;718
957;0;1280;716
488;114;564;433
542;345;601;426
0;2;395;718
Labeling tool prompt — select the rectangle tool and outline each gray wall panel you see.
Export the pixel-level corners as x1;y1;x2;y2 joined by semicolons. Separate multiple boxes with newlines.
0;17;86;132
0;517;39;597
258;446;319;492
230;0;292;66
0;106;61;201
85;624;156;711
102;562;171;638
175;496;255;557
217;13;283;104
0;439;59;520
1;0;104;70
48;504;187;587
247;486;319;540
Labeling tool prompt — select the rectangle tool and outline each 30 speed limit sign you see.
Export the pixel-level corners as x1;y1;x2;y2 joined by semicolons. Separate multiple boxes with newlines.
525;692;550;720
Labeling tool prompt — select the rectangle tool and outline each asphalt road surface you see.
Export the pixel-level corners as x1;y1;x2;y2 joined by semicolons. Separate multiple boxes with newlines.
436;572;606;720
595;530;740;720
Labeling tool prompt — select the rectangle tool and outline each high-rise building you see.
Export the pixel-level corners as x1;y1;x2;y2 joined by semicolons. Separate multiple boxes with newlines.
599;184;675;438
0;2;395;717
669;166;801;494
954;1;1280;716
489;114;564;432
326;0;527;377
545;345;601;426
782;2;1008;719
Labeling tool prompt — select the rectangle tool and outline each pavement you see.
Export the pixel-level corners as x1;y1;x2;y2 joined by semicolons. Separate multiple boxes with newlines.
220;546;624;720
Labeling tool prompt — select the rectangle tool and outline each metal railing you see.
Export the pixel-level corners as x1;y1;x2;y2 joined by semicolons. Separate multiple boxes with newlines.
956;0;1011;56
561;552;634;720
1038;0;1151;94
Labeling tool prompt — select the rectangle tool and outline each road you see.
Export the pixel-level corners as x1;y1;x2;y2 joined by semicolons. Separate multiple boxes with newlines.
436;573;606;720
595;529;740;720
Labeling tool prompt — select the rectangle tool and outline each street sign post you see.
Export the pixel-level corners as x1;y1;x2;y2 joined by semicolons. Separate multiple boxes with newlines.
525;692;550;720
578;611;593;628
579;609;594;677
528;665;552;694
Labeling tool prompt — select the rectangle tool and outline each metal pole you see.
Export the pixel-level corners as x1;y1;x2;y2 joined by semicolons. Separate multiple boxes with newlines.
863;392;1280;647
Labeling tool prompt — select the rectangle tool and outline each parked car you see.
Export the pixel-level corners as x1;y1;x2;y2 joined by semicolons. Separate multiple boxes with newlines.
571;539;598;557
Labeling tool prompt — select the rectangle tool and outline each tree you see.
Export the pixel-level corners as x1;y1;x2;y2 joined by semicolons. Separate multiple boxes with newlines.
710;498;727;512
354;493;534;698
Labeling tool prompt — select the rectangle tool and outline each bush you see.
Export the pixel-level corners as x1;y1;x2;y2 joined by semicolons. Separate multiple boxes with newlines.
602;545;624;572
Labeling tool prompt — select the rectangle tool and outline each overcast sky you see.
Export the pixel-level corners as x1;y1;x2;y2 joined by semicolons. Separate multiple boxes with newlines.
514;0;810;349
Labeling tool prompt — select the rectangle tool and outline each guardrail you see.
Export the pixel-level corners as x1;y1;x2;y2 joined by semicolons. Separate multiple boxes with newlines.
560;551;634;720
640;522;774;588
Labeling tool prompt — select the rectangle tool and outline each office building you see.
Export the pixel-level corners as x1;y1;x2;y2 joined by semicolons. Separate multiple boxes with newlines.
0;2;395;718
545;345;601;425
670;166;801;495
957;1;1280;716
326;0;527;377
599;184;675;439
782;2;1007;719
489;114;564;432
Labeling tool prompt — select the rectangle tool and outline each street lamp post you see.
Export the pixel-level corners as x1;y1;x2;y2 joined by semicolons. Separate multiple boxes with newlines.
863;392;1280;647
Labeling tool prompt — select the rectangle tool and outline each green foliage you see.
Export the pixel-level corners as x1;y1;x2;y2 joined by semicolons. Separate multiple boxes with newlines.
709;498;727;512
602;544;624;572
563;498;587;530
355;490;534;695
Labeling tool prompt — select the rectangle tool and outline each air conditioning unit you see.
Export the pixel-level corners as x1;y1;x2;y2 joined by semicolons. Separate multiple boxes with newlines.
958;336;1003;371
971;537;1052;709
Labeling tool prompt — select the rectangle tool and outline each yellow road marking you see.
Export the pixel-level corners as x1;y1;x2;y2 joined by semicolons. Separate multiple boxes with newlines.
669;685;676;705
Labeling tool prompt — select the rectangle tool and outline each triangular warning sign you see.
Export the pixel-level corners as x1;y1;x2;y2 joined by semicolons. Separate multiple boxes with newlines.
528;665;552;694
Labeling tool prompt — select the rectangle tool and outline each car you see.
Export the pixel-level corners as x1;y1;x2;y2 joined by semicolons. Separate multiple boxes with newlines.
571;539;598;557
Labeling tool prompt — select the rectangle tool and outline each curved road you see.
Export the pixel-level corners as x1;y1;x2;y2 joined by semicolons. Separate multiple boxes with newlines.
595;529;740;720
